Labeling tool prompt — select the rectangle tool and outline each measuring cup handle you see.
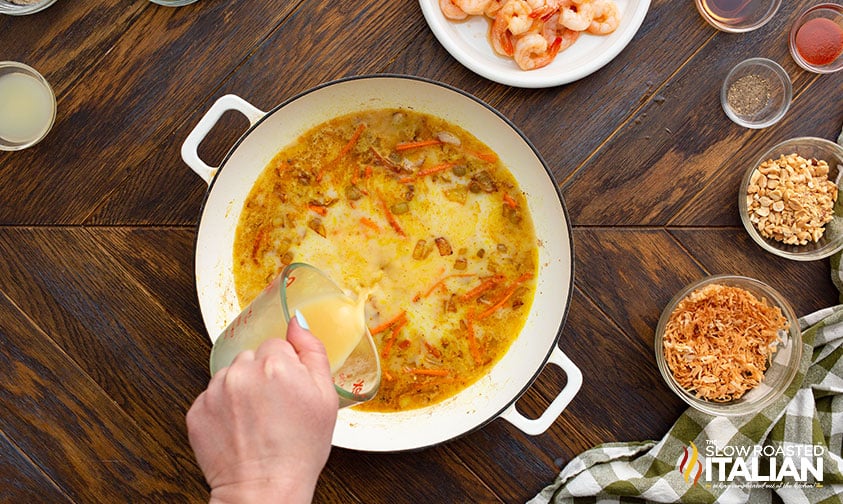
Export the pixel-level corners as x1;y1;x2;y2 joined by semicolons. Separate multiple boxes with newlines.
498;346;582;436
181;94;265;185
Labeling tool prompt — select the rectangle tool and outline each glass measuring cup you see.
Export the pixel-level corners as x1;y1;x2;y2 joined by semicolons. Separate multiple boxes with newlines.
210;263;381;408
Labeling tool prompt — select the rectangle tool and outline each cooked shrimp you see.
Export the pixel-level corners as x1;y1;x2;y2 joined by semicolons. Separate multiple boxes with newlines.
559;2;592;31
490;11;516;56
513;30;561;70
587;0;619;34
456;0;492;16
499;0;535;35
555;25;580;52
541;11;579;53
529;0;561;20
484;0;505;17
440;0;468;20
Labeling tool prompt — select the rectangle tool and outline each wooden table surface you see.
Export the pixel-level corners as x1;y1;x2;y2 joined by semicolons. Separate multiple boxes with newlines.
1;1;841;502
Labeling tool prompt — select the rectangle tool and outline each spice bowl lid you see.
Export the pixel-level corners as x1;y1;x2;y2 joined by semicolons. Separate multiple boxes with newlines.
789;3;843;74
721;58;791;129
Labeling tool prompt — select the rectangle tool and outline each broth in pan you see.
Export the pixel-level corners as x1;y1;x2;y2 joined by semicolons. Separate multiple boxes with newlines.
233;108;538;412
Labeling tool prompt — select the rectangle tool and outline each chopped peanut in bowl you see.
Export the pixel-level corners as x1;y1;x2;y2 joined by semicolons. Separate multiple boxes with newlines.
662;283;788;403
746;153;839;245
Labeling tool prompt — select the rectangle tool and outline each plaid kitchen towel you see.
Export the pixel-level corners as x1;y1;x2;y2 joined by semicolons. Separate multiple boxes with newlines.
530;278;843;503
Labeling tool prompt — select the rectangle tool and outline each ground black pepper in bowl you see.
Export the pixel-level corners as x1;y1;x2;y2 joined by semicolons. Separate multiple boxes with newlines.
727;74;771;115
721;58;792;129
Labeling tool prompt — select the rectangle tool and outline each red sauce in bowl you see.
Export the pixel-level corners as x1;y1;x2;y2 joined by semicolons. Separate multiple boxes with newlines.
795;18;843;66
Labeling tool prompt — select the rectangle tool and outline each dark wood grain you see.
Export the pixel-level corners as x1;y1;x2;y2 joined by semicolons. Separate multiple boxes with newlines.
0;280;206;501
0;0;840;502
0;429;72;503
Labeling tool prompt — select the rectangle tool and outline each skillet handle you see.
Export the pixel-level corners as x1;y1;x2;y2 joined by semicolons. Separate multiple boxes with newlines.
498;346;582;436
181;94;265;185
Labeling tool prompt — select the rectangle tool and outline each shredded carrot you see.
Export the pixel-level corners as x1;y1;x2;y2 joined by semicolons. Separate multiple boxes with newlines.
414;271;474;302
465;311;483;366
369;310;407;336
308;204;327;216
460;274;505;301
405;367;450;377
475;272;534;320
381;317;409;359
413;267;445;301
364;165;373;178
502;192;518;209
317;123;366;182
381;336;395;359
469;150;498;163
424;340;442;359
359;216;380;231
379;198;406;236
339;123;366;158
383;370;394;381
399;162;456;183
395;139;442;151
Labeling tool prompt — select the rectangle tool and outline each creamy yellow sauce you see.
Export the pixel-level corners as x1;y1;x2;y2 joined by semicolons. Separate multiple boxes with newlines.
296;291;367;374
233;108;538;412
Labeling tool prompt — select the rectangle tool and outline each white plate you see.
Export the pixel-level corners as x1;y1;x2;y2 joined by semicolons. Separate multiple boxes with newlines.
419;0;650;88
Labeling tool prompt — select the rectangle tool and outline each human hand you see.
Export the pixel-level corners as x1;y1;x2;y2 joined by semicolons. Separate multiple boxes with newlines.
186;314;338;504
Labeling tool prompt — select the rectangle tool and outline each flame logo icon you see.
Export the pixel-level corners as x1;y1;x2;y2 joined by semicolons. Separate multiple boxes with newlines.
679;442;703;486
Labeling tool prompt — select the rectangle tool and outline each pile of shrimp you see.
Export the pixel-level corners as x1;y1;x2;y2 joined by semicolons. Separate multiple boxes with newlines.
439;0;620;71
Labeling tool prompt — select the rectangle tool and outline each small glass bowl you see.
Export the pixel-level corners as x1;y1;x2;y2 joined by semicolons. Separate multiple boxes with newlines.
0;0;57;15
695;0;781;33
739;137;843;260
0;61;57;151
721;58;791;129
655;275;801;417
789;3;843;74
148;0;200;6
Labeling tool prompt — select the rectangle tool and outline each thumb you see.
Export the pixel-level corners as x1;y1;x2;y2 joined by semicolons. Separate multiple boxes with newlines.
287;310;334;386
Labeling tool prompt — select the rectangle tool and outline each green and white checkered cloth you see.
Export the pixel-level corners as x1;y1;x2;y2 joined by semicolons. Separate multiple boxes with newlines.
530;260;843;504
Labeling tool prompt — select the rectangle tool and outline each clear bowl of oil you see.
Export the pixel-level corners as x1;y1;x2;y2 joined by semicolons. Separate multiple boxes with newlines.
695;0;781;33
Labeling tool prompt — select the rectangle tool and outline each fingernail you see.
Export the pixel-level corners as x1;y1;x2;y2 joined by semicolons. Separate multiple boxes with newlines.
294;309;310;330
